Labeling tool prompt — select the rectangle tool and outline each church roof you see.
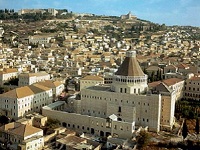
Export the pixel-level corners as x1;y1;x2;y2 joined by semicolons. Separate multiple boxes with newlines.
115;50;145;77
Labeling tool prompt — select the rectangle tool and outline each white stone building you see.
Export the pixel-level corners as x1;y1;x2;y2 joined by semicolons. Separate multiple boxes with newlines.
28;35;52;45
148;82;176;130
18;8;58;16
64;61;82;77
47;8;58;16
184;74;200;100
18;72;50;87
42;50;177;139
0;84;53;120
0;27;4;37
0;122;44;150
120;12;137;20
80;75;104;90
43;101;135;139
0;68;18;85
149;78;185;101
36;80;65;99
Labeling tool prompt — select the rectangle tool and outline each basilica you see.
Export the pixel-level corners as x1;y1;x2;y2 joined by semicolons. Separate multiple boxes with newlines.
42;50;176;139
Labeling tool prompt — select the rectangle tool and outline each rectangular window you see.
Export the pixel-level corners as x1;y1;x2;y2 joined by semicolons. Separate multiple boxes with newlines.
118;106;121;112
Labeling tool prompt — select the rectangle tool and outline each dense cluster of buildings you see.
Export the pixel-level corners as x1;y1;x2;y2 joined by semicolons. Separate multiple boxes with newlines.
42;50;185;140
0;9;199;149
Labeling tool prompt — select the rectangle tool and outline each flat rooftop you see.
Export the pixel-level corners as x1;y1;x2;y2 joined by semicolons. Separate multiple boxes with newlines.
43;101;65;110
86;85;111;92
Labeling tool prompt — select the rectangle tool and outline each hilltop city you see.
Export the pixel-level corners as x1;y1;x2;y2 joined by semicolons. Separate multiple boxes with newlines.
0;8;200;150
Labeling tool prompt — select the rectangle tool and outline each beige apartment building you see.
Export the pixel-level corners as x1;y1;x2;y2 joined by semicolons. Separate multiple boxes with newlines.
0;122;44;150
184;74;200;100
0;68;18;85
0;84;53;120
149;78;184;101
80;75;104;90
18;72;50;87
148;82;176;130
37;80;65;99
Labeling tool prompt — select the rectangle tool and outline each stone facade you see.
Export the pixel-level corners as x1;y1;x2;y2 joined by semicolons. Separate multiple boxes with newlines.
184;74;200;100
0;68;18;85
18;72;50;87
0;85;53;120
80;75;104;90
42;50;176;139
42;101;135;139
0;122;44;150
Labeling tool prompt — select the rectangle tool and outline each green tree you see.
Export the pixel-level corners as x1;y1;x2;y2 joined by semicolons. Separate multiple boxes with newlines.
182;120;188;139
0;87;4;94
189;110;195;119
136;131;150;149
156;69;160;80
46;118;60;128
150;71;156;82
143;68;148;74
195;118;199;134
0;115;9;125
8;78;19;86
44;118;60;135
156;69;162;80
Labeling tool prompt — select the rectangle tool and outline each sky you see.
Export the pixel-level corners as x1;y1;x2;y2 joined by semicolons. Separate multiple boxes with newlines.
0;0;199;27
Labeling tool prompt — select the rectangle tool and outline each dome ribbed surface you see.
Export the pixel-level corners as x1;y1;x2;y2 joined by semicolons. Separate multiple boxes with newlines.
115;55;145;76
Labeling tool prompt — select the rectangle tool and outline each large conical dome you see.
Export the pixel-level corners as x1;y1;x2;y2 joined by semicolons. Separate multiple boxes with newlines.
115;50;145;76
111;50;148;94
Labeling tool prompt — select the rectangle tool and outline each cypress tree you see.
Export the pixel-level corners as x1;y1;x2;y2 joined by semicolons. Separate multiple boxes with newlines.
159;69;163;80
182;120;188;139
195;118;199;134
156;69;160;81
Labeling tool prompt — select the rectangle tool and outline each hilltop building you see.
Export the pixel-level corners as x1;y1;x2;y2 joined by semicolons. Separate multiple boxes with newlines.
43;50;176;139
18;8;58;16
120;11;137;20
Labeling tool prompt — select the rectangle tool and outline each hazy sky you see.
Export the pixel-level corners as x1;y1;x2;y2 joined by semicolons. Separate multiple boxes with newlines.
0;0;199;26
